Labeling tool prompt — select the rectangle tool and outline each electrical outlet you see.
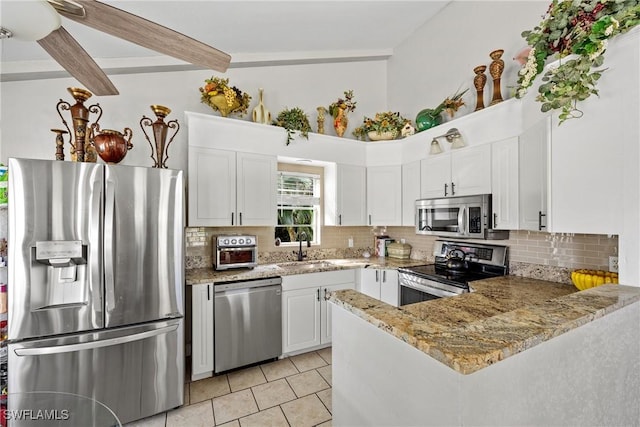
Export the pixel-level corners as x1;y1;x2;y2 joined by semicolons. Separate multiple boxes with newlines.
609;256;619;273
348;237;354;248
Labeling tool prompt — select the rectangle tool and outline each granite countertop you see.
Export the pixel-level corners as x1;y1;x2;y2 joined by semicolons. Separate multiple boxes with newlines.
328;276;640;375
185;257;426;285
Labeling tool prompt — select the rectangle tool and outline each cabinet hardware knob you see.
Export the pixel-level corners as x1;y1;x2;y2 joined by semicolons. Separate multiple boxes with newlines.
444;183;448;197
451;182;455;195
494;213;498;228
239;212;242;225
383;270;386;282
369;214;372;225
317;288;320;302
375;270;379;282
207;285;211;301
231;212;234;226
339;214;342;225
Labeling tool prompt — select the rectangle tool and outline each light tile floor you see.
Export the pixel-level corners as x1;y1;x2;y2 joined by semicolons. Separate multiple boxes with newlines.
126;347;333;427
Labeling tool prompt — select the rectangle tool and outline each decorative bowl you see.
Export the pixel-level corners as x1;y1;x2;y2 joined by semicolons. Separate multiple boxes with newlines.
571;269;618;291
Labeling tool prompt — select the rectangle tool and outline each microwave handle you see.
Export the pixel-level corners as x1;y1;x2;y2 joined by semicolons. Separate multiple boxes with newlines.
458;207;467;235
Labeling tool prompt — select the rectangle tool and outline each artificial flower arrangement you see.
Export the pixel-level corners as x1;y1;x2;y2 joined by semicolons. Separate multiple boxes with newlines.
515;0;640;123
352;111;412;141
328;90;357;118
199;76;251;117
272;107;313;145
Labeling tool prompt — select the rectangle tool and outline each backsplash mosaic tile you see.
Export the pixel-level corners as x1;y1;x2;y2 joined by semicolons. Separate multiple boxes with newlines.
185;226;618;283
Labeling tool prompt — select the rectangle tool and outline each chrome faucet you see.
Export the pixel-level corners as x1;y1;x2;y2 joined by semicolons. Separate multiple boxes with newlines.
294;231;310;261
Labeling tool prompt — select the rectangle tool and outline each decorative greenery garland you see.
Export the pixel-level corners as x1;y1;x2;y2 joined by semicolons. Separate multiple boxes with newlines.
515;0;640;123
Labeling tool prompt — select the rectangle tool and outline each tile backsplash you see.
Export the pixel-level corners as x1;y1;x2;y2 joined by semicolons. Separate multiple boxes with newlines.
185;225;618;282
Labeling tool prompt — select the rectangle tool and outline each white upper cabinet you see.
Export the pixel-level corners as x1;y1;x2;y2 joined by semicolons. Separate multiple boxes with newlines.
402;160;421;226
421;144;492;199
336;164;367;226
236;152;278;226
491;137;519;230
518;118;549;231
367;165;402;226
188;147;276;227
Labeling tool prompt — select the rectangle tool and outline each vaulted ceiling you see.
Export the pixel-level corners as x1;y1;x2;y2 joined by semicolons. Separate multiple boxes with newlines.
1;1;450;79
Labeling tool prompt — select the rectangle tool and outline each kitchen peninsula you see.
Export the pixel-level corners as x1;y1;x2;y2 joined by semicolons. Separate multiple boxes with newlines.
329;280;640;426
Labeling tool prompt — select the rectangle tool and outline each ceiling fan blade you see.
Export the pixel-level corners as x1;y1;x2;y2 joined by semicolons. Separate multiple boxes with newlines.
52;0;231;72
38;27;119;96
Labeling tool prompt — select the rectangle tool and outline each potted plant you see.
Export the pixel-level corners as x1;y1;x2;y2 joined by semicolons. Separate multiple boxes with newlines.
328;90;357;137
199;76;251;117
415;88;468;132
352;111;412;141
272;107;312;145
515;0;640;123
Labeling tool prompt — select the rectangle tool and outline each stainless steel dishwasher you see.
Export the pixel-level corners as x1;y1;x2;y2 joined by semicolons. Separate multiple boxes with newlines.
214;276;282;373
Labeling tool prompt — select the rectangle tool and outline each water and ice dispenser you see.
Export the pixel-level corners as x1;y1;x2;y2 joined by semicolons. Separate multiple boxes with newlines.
32;241;88;309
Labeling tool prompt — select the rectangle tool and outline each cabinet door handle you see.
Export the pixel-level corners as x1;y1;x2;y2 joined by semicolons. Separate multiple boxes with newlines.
444;183;448;197
369;214;372;225
383;270;386;283
375;270;379;282
339;214;342;225
239;212;242;225
451;182;455;196
323;288;328;300
231;212;234;226
538;211;547;230
494;213;498;228
317;288;320;302
207;285;211;301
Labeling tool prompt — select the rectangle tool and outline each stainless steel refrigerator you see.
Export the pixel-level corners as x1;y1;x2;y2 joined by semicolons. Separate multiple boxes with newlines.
6;158;184;424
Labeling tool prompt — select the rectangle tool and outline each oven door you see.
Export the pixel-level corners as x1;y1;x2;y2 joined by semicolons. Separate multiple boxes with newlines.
399;273;465;306
215;247;257;270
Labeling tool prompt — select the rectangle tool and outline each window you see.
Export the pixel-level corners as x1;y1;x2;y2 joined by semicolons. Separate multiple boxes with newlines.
276;171;321;245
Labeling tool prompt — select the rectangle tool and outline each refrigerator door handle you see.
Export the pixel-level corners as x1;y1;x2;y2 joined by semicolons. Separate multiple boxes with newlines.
104;175;116;311
13;324;179;356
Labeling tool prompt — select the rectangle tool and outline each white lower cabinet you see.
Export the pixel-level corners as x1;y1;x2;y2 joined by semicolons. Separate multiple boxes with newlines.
281;270;356;355
359;268;399;307
191;283;214;381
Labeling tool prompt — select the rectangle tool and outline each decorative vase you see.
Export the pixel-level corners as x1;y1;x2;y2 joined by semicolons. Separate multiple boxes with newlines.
56;87;103;162
252;88;271;124
140;105;180;168
51;129;68;161
415;109;442;132
367;130;398;141
473;65;487;111
333;107;348;137
316;106;327;134
91;127;133;164
209;93;240;117
489;49;505;105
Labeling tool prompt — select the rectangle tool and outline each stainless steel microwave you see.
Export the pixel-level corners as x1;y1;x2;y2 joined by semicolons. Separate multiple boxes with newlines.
415;194;508;240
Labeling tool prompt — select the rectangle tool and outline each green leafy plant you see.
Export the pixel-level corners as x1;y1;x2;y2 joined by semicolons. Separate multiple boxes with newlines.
272;107;312;145
328;90;356;118
352;111;411;141
515;0;640;123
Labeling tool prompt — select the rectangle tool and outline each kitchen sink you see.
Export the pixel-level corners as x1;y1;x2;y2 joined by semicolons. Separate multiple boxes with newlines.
277;261;336;270
276;259;368;271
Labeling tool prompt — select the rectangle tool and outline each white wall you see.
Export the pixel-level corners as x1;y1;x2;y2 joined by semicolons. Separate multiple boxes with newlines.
0;61;388;171
388;1;548;120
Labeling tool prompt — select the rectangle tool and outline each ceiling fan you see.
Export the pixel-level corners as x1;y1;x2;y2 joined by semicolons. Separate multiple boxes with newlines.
0;0;231;96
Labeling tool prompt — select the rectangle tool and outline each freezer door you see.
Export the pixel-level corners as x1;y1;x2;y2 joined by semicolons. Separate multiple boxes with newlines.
7;318;184;425
104;165;184;327
8;158;104;340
